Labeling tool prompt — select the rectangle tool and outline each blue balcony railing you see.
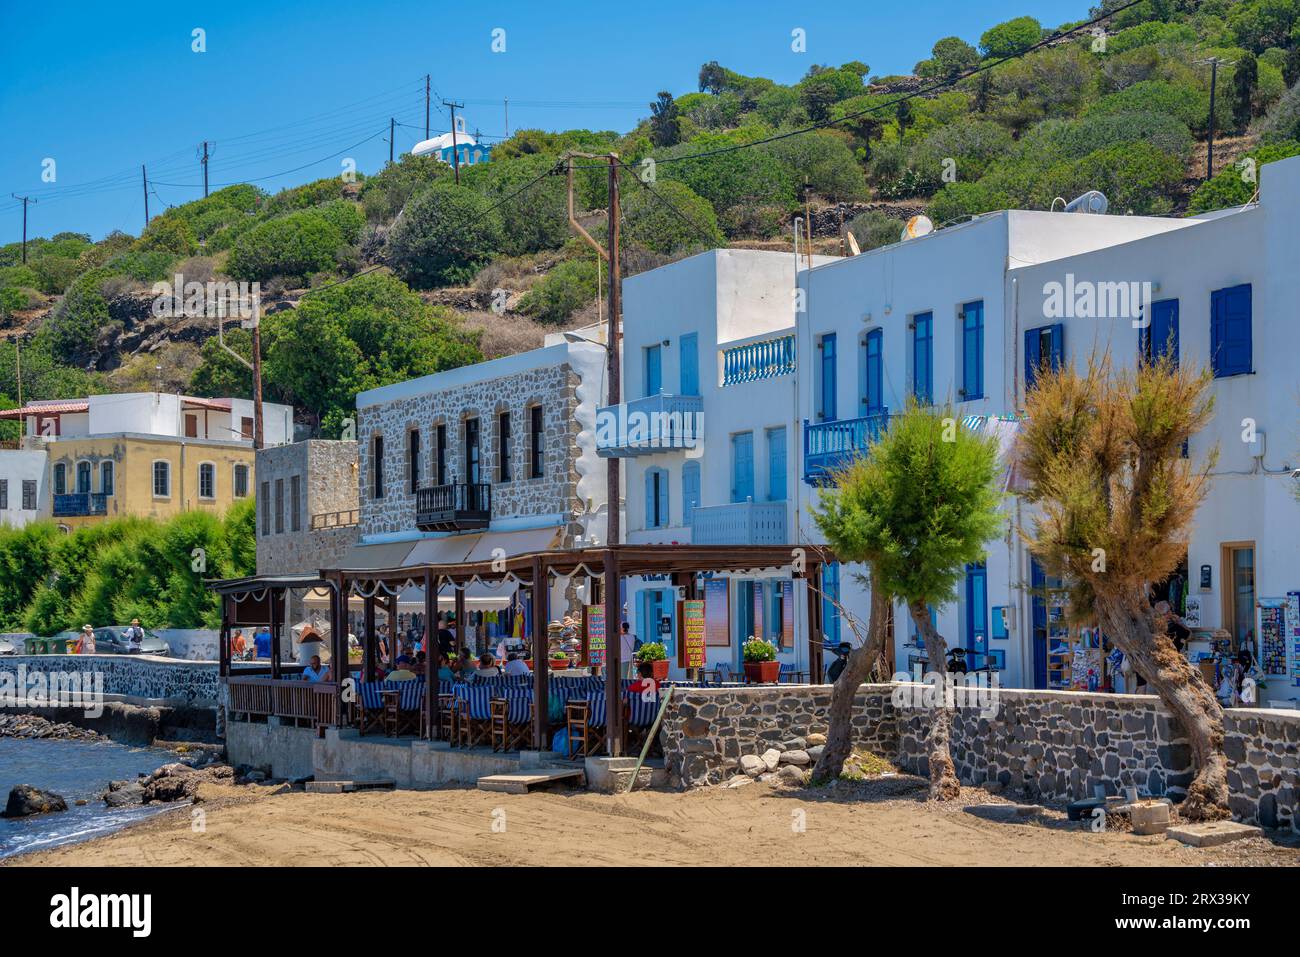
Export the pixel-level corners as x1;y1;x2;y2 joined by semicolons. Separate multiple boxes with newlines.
721;334;796;386
596;393;703;457
691;500;788;545
802;411;890;486
52;492;108;517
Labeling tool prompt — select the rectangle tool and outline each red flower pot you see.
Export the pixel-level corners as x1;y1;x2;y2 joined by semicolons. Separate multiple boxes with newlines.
647;659;670;681
744;661;780;684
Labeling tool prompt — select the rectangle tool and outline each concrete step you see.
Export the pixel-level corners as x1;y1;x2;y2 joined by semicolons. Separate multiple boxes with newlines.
476;768;586;794
305;779;396;794
1167;821;1262;847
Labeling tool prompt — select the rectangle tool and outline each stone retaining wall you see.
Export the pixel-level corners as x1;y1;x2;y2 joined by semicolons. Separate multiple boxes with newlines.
658;683;1299;831
2;654;220;705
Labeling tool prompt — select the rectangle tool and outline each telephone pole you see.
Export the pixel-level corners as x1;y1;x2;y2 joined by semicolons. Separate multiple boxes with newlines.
200;141;210;197
1198;56;1233;181
389;117;395;164
442;99;464;183
425;75;431;140
141;165;150;230
10;195;35;263
504;96;509;138
252;303;265;451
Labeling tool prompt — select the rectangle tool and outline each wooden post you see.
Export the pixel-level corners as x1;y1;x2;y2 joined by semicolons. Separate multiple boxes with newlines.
270;587;283;680
807;563;824;682
424;570;437;739
531;557;550;750
454;584;466;656
604;548;624;756
218;598;231;679
386;592;399;666
333;574;348;725
363;594;376;682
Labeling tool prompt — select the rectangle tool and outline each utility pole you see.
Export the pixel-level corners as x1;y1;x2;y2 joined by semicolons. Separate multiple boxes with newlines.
251;302;264;451
15;335;23;407
442;99;464;183
504;96;509;138
606;153;621;550
200;141;210;197
1198;56;1233;181
425;75;431;140
142;165;150;230
10;195;35;263
389;118;395;164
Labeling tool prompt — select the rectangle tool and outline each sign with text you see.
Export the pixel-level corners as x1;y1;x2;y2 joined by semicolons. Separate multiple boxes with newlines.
586;605;606;668
705;578;730;646
682;599;706;668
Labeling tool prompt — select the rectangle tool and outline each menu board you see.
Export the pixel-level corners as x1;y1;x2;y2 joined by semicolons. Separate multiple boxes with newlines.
1287;592;1300;688
681;599;706;668
586;605;606;668
1259;599;1286;676
704;578;730;646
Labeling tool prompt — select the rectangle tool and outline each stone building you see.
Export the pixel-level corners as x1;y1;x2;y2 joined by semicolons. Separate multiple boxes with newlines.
254;439;360;577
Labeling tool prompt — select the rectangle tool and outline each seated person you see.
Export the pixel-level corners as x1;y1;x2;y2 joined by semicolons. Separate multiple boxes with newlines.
455;647;476;674
502;652;530;677
467;653;501;681
387;655;418;682
436;653;455;682
627;660;659;699
302;654;329;683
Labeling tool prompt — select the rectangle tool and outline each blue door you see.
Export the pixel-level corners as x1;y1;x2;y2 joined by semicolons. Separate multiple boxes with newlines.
645;344;662;396
964;562;988;660
731;431;754;503
1141;299;1179;366
766;427;787;502
681;461;700;526
912;313;933;405
821;562;841;647
819;334;837;421
861;328;883;413
1024;324;1064;391
679;333;699;396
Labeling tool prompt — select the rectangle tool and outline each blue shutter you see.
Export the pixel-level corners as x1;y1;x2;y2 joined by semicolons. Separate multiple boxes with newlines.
1211;284;1252;377
912;313;933;404
657;469;669;528
1050;323;1064;372
1025;324;1064;391
645;345;662;396
1142;299;1179;366
1024;328;1039;391
731;432;754;503
682;461;700;526
962;301;984;400
863;329;883;412
819;334;837;420
767;427;787;502
680;333;699;396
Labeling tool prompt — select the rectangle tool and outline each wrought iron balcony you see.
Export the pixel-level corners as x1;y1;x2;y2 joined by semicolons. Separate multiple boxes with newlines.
52;492;108;517
595;393;703;457
802;411;890;486
691;500;787;546
415;482;491;531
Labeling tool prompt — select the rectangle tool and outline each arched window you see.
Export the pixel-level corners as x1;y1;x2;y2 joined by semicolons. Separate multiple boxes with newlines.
76;461;92;494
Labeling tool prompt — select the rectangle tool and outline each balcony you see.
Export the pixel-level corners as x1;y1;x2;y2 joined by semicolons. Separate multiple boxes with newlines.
691;500;787;546
721;334;796;386
415;483;491;532
52;492;108;517
802;411;890;486
595;393;703;458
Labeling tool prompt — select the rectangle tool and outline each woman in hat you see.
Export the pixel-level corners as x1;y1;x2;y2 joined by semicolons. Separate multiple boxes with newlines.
76;624;96;655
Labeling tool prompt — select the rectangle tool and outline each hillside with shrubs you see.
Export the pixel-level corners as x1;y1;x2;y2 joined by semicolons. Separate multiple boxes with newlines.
6;0;1300;437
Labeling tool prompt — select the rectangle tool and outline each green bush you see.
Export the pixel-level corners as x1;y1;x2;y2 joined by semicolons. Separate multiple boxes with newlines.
226;207;348;283
517;259;599;324
635;641;668;662
1187;140;1300;212
845;210;906;251
386;180;504;288
1088;79;1212;133
136;214;197;257
44;268;114;365
742;637;777;662
29;255;84;295
622;179;725;253
980;16;1043;58
462;152;569;257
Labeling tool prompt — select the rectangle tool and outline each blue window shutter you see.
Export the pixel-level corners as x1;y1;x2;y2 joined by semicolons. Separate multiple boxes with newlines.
732;432;754;502
819;334;837;420
682;462;700;525
680;333;699;396
768;428;787;501
645;345;662;397
1024;328;1038;390
962;302;984;399
1212;284;1252;377
1049;323;1064;371
644;470;657;527
863;329;883;412
913;313;933;404
657;470;669;528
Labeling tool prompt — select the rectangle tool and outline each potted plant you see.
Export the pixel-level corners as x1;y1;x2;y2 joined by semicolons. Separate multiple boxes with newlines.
635;641;670;681
743;637;779;684
548;652;570;671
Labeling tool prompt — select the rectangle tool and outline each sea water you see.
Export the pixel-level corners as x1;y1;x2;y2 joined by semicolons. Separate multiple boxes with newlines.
0;737;176;859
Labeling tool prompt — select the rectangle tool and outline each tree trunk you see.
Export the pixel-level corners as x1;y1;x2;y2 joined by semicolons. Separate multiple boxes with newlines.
1098;589;1230;821
908;600;962;801
811;577;889;782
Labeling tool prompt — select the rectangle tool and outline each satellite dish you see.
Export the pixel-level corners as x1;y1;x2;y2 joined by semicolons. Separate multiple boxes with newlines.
901;215;934;240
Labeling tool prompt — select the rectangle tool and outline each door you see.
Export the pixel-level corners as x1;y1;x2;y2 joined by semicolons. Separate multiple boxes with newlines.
766;427;787;502
964;561;988;660
818;334;837;421
731;432;754;503
645;344;662;397
681;461;700;526
184;414;198;438
1223;544;1256;648
464;418;481;507
679;333;699;396
1141;298;1180;366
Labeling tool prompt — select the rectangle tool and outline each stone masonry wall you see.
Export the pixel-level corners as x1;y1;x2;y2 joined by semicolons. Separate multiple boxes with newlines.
357;364;583;538
3;655;221;705
659;684;1299;830
256;440;359;577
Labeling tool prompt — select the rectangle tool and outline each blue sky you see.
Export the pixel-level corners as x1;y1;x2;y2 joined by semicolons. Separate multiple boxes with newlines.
0;0;1086;242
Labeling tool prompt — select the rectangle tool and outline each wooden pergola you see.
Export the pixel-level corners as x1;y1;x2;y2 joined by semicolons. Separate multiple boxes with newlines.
212;544;832;757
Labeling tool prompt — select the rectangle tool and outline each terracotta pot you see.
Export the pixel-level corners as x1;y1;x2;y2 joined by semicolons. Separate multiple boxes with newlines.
645;658;670;681
744;660;780;684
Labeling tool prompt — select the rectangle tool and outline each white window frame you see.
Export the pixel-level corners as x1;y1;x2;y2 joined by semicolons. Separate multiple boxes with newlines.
152;460;172;499
198;461;217;500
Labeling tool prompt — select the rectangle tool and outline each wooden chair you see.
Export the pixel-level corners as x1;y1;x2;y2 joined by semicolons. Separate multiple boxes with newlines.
357;683;386;736
436;693;455;742
490;697;532;752
565;698;607;759
457;696;490;749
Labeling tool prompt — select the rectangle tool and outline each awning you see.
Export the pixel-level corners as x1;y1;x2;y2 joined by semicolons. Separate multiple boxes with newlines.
305;580;517;611
335;540;418;571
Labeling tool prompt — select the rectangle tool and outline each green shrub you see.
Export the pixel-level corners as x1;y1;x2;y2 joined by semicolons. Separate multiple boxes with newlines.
1188;140;1300;212
845;210;906;251
44;268;114;365
622;179;725;253
979;16;1043;58
226;208;347;283
742;637;777;662
517;259;599;324
386;180;504;288
635;641;668;662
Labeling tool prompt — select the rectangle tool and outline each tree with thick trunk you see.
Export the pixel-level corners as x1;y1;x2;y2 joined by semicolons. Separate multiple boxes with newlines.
810;402;1005;798
1019;353;1229;820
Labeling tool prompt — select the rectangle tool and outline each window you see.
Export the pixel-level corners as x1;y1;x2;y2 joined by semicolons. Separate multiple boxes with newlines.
1024;323;1064;391
497;412;512;483
961;300;984;400
861;328;883;414
233;464;249;498
464;418;481;484
53;463;66;496
199;463;215;499
821;562;841;645
274;478;284;534
0;480;6;510
1140;298;1180;366
260;481;271;535
818;333;837;421
290;475;301;532
767;426;787;502
153;460;170;497
22;480;36;510
408;428;421;493
100;461;114;496
680;333;699;396
435;424;447;486
730;431;754;503
240;416;254;440
76;461;91;494
1211;284;1252;377
184;414;198;438
644;344;662;397
911;312;933;405
529;405;544;479
682;461;700;526
371;435;384;500
645;467;669;528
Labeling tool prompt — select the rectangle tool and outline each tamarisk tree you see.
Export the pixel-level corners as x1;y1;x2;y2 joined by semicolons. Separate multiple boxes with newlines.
811;403;1004;795
1018;353;1229;820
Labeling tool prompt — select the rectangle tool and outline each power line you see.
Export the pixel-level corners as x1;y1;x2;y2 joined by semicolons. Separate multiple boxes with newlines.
150;128;387;189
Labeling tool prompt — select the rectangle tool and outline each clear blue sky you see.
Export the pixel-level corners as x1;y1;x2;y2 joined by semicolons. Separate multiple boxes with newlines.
0;0;1086;242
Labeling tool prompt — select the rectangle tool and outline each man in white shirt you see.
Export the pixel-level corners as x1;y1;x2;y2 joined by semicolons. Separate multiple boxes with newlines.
503;653;530;677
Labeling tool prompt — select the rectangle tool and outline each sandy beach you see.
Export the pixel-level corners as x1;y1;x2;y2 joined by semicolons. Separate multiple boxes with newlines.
7;775;1298;867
